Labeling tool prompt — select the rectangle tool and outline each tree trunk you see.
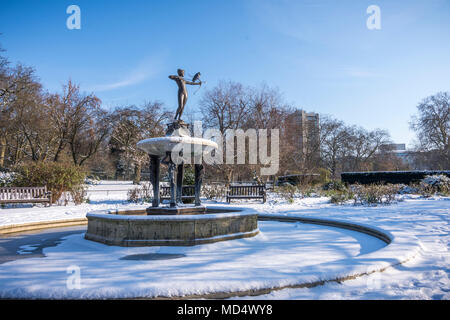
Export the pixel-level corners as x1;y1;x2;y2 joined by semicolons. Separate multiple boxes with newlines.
0;135;6;168
133;162;141;185
224;166;233;185
53;140;65;162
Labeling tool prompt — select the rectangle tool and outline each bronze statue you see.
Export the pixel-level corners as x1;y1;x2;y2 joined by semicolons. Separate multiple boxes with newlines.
169;69;202;121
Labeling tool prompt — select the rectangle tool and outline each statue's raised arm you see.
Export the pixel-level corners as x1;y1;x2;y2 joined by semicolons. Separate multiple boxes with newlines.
184;79;202;86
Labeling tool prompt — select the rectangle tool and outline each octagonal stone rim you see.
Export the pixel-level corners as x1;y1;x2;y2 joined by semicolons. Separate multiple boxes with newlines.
84;210;259;247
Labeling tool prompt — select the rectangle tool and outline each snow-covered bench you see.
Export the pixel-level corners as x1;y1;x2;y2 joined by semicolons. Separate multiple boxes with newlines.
226;185;266;203
0;187;52;206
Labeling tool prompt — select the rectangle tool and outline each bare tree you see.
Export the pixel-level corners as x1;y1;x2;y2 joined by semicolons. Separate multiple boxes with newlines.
410;92;450;168
48;81;104;163
200;81;251;183
13;87;57;162
245;84;293;179
344;127;392;172
0;61;39;167
245;83;287;129
319;115;393;177
201;82;316;181
319;116;351;178
68;107;110;166
47;80;110;166
109;102;169;183
201;81;250;133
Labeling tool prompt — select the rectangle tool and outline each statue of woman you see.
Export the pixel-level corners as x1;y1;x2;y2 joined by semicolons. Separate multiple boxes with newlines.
169;69;202;121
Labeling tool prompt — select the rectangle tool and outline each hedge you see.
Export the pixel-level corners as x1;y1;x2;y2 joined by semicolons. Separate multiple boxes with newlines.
341;170;450;185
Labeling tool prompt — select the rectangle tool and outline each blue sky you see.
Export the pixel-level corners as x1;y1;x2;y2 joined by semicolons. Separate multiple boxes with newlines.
1;0;450;147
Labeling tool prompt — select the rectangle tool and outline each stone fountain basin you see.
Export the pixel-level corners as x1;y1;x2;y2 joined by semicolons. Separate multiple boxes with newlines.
137;136;218;157
84;209;259;247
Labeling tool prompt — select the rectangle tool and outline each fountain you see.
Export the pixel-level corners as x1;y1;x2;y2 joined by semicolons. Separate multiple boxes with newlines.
136;119;216;214
85;68;259;246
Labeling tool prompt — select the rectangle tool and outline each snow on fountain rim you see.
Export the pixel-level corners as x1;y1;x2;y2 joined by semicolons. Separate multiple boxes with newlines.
86;210;256;221
137;136;218;148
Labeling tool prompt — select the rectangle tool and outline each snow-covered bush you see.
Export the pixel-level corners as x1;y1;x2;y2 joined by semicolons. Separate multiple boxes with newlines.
298;185;320;197
352;183;400;206
0;171;18;187
127;183;152;203
418;175;450;197
328;190;354;204
397;184;418;194
202;184;227;201
324;183;401;206
322;180;347;192
70;185;88;205
274;184;300;203
319;181;353;204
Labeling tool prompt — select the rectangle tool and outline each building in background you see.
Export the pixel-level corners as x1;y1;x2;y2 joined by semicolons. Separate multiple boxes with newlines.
287;110;320;169
380;143;415;168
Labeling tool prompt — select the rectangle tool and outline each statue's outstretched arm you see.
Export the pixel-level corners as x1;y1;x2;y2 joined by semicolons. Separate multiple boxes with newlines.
185;80;202;85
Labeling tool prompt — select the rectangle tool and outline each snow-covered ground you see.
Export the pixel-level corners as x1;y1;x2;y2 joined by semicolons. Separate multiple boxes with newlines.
241;197;450;300
0;181;448;299
0;181;138;227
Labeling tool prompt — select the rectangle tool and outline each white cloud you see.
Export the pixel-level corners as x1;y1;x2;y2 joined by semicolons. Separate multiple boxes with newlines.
344;67;381;79
89;55;165;92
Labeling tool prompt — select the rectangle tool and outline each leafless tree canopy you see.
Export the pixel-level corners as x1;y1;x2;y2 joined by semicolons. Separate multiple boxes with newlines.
1;44;445;181
109;102;170;183
199;80;400;182
410;92;450;168
0;48;112;169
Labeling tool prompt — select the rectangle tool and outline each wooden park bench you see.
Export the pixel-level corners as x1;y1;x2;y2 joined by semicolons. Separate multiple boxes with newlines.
160;185;196;202
0;186;52;206
226;185;266;203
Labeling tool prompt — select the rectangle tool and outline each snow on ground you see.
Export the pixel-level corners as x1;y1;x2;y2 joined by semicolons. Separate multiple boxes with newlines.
0;181;139;226
0;220;386;299
0;181;449;299
236;197;450;300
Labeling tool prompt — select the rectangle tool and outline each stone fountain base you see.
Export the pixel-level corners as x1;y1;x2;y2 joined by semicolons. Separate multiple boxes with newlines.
84;208;259;247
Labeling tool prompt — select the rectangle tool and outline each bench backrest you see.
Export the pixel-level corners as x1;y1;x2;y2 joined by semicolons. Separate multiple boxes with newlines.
228;185;265;196
0;187;48;200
